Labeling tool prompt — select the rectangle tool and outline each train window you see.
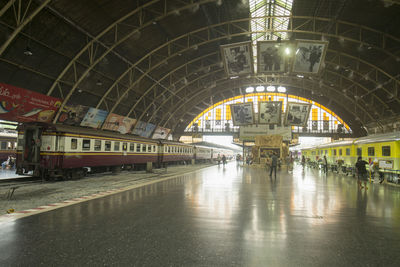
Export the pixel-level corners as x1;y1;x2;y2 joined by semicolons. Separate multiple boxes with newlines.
346;148;350;156
130;143;135;151
368;147;375;156
325;150;327;155
152;145;155;152
382;146;390;156
357;148;362;156
82;139;91;151
94;140;101;151
105;141;111;151
122;143;127;151
71;139;78;150
333;149;336;156
136;144;141;152
339;149;342;156
1;142;6;150
143;145;147;152
114;142;120;151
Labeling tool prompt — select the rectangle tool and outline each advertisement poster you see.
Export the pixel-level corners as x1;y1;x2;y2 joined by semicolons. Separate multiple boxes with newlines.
103;113;137;134
0;83;61;123
57;103;89;126
152;126;171;139
80;108;109;129
230;102;254;126
285;102;311;126
220;41;254;77
132;121;156;138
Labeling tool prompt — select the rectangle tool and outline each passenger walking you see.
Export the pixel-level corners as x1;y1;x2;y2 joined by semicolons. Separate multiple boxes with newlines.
217;154;221;166
323;155;328;173
301;155;306;169
355;156;369;190
269;152;278;179
222;155;227;166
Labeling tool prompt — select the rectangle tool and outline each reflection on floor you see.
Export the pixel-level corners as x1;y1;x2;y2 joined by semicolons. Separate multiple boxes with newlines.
0;169;30;180
0;162;399;266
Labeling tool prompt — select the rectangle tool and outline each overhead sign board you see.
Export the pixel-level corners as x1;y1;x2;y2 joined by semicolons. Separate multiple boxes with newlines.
239;124;292;141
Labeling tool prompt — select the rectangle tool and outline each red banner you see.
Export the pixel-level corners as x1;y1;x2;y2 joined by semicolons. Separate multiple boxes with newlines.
0;83;62;123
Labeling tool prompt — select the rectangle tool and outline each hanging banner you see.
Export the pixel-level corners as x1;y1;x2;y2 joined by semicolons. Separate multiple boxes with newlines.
80;108;109;129
239;124;292;141
132;121;156;138
152;126;171;139
0;83;61;123
57;103;89;126
103;113;137;134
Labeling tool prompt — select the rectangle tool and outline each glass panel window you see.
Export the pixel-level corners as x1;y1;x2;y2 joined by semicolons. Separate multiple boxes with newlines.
339;149;342;156
71;139;77;150
325;150;327;155
105;141;111;151
1;142;6;150
346;148;350;156
130;143;135;151
368;147;375;156
382;146;391;156
333;149;336;156
114;142;120;151
94;140;101;151
136;144;141;152
82;139;91;150
122;142;127;151
143;145;147;152
357;148;362;156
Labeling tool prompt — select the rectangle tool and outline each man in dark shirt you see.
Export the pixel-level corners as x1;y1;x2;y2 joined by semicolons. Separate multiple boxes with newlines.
355;156;369;190
269;152;278;179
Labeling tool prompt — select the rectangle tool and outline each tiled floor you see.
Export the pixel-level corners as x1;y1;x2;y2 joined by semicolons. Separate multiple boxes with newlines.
0;163;399;266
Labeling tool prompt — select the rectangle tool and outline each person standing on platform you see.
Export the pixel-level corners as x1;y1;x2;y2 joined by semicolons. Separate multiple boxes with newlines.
217;154;221;166
270;152;278;179
301;155;306;169
355;156;369;190
222;155;227;166
323;155;328;173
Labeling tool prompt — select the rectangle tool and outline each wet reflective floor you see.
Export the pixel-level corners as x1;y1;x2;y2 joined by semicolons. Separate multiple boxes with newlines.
0;163;399;266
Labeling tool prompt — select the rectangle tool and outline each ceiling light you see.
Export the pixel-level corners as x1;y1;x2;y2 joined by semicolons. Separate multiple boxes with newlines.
256;86;265;92
96;80;103;86
24;46;33;56
277;86;286;93
245;87;254;93
285;47;291;55
230;76;239;79
267;86;276;92
296;74;304;78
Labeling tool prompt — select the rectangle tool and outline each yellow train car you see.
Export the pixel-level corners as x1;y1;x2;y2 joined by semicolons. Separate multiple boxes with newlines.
301;132;400;183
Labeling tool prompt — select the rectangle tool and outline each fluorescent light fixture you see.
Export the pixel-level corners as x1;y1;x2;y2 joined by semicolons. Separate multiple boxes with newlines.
267;86;276;92
295;48;299;54
256;86;265;92
285;47;291;55
230;76;239;79
296;74;304;78
277;86;286;92
245;87;254;93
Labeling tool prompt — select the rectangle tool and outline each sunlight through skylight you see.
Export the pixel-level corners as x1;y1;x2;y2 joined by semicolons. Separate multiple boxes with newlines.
249;0;293;72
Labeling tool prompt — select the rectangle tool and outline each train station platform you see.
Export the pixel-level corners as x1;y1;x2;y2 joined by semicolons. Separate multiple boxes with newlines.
0;163;399;266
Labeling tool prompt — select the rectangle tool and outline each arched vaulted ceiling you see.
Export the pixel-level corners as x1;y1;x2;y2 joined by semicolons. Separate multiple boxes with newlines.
0;0;399;137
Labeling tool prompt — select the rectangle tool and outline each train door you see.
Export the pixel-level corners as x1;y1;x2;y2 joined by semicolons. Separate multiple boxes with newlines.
22;126;43;175
157;142;164;167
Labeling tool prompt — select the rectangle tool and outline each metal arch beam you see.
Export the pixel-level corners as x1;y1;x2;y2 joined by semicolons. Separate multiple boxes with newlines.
101;17;400;121
0;0;16;17
110;52;221;130
48;0;218;124
0;0;51;56
136;53;388;129
154;69;374;130
134;53;391;126
167;81;367;134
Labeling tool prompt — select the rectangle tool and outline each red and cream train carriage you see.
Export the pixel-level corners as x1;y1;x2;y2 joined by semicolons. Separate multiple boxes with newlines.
16;123;233;179
0;131;17;162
